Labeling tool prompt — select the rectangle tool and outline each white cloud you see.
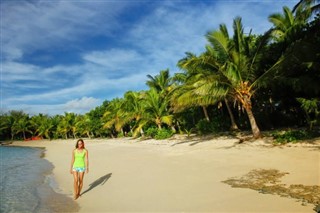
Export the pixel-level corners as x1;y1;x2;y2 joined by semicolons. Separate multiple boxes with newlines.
1;0;297;115
1;0;131;60
2;96;101;116
63;96;101;113
83;49;144;70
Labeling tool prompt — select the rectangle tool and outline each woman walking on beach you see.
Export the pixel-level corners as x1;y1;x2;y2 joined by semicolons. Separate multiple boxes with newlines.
70;139;89;200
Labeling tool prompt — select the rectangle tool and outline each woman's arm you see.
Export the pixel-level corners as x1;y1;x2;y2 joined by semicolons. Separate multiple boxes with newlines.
70;150;75;174
85;149;89;173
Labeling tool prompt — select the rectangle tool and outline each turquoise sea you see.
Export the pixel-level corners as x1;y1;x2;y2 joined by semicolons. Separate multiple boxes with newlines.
0;146;79;213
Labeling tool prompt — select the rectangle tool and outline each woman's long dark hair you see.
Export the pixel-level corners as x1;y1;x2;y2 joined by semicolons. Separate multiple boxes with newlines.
75;139;85;148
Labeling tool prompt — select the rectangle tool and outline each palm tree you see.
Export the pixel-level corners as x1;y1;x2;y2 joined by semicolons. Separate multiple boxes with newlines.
12;114;31;140
102;98;127;137
146;69;173;96
57;112;76;139
269;1;319;42
268;6;300;42
202;17;268;138
176;52;238;129
75;114;92;138
30;114;54;139
178;17;275;138
122;91;145;136
292;0;320;15
144;88;173;129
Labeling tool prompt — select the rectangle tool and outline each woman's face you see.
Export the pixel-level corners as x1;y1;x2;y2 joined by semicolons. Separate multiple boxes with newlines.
77;141;84;148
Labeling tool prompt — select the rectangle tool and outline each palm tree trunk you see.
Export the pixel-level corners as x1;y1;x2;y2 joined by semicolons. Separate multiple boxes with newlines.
245;106;261;139
202;106;210;122
224;99;239;130
140;128;144;137
23;131;26;140
86;131;91;139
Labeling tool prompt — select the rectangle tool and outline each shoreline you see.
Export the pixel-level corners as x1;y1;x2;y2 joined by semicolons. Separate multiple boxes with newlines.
11;136;320;212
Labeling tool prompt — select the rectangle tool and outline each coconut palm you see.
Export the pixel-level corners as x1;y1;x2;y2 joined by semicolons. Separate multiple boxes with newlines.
269;0;319;42
178;17;276;138
75;114;93;138
30;114;54;139
57;112;76;139
292;0;320;15
102;98;128;136
146;69;173;96
12;114;31;140
132;88;174;137
122;91;145;136
175;52;238;129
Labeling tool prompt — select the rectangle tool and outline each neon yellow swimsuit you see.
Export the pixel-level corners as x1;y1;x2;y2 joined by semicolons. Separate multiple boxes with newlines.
73;149;86;168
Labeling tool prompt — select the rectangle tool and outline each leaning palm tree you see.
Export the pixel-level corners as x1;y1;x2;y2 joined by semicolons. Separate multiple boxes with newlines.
180;17;277;138
292;0;320;15
175;52;239;129
201;17;270;138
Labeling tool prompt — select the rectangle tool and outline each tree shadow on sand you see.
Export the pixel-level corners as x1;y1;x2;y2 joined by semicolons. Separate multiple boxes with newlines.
81;173;112;195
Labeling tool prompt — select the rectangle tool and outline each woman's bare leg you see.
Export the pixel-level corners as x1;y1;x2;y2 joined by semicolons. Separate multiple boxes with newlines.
73;171;79;199
78;172;85;196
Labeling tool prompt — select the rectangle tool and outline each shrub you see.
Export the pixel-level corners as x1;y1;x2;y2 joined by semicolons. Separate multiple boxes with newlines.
272;129;314;144
127;131;133;137
155;128;173;140
196;119;221;135
145;126;158;138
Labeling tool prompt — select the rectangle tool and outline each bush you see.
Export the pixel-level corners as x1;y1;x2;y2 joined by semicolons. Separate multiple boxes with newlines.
196;119;221;135
145;126;158;138
117;132;124;138
127;131;133;137
272;129;313;144
155;128;173;140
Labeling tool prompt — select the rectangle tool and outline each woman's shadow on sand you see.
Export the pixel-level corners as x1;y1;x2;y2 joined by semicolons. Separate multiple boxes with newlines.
81;173;112;195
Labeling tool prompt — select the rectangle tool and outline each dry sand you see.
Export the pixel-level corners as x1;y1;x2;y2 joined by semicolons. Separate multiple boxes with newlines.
12;136;320;212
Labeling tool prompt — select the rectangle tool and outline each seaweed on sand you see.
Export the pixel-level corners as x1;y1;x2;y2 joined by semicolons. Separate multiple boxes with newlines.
222;169;320;210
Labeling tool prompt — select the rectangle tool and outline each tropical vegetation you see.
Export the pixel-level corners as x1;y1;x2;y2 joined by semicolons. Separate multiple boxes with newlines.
1;0;319;141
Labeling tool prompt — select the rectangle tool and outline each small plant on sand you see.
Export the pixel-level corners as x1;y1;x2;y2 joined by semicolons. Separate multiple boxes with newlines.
184;128;194;137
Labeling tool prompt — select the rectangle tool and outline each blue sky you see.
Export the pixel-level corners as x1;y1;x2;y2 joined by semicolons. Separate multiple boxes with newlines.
1;0;296;116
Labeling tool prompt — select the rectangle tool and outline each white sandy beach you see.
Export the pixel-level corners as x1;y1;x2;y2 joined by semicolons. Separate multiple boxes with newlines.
12;136;320;212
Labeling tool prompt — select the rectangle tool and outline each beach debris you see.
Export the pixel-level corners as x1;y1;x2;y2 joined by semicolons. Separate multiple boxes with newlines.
222;169;320;208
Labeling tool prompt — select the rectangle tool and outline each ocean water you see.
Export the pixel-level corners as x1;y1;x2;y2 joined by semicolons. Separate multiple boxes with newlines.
0;146;79;213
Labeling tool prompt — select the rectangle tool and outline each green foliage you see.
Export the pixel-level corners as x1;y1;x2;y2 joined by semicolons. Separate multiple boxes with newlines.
2;4;320;140
144;126;173;139
117;132;124;138
196;119;222;135
145;126;158;138
297;98;320;129
127;131;133;137
272;129;317;144
154;128;174;140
